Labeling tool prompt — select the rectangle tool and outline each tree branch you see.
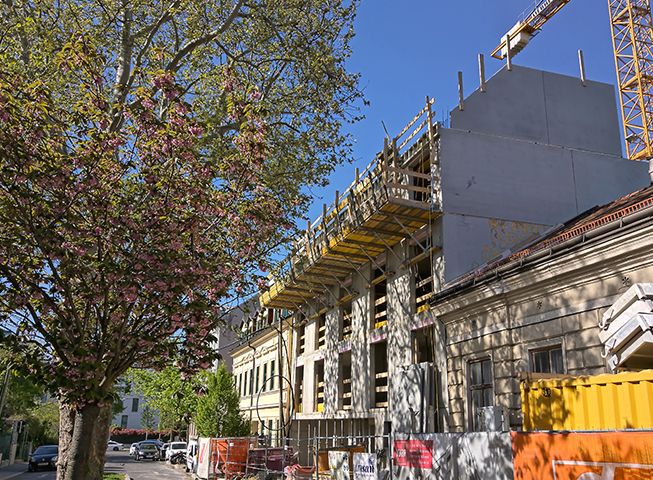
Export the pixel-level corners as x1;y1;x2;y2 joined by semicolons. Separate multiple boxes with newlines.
166;0;246;73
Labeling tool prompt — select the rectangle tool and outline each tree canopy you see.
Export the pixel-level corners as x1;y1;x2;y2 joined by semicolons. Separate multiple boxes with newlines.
194;365;249;438
0;1;363;479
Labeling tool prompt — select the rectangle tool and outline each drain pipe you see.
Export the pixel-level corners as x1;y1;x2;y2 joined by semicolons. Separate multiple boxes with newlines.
247;342;256;428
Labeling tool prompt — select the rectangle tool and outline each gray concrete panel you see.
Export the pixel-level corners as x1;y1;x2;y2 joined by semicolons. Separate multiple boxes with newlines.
542;71;622;155
439;129;649;225
441;214;549;283
451;65;622;155
451;66;549;144
440;128;577;224
572;151;650;212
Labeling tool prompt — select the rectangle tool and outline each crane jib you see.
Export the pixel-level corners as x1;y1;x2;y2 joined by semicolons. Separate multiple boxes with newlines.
529;0;562;23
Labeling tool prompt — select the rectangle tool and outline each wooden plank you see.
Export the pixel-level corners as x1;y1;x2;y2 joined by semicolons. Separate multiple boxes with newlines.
355;225;411;239
387;196;431;210
399;117;429;151
416;276;433;289
385;182;431;194
384;165;432;180
401;246;442;269
375;385;388;393
375;372;388;379
396;97;434;140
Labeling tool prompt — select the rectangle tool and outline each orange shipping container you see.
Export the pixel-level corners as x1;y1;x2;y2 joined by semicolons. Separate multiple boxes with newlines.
512;430;653;479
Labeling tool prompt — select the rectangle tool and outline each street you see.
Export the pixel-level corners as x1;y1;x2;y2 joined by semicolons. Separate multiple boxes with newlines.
104;451;191;480
0;451;191;480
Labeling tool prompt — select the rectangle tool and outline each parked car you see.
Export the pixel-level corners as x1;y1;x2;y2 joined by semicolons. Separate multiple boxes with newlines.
107;440;124;451
186;440;198;473
129;443;140;456
160;443;170;461
166;441;187;461
28;445;58;472
139;439;163;449
135;443;159;461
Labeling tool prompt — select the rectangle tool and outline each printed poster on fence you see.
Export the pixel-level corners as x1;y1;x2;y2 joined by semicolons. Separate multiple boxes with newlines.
393;439;433;469
196;437;211;479
329;451;349;480
354;453;377;480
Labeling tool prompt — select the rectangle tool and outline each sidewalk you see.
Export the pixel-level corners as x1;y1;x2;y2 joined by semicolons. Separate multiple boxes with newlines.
0;461;27;480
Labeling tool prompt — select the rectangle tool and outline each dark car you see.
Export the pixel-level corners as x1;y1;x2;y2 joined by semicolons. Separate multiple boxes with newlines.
28;445;58;472
135;443;160;461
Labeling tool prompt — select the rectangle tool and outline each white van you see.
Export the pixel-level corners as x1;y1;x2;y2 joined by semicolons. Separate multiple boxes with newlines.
186;440;198;473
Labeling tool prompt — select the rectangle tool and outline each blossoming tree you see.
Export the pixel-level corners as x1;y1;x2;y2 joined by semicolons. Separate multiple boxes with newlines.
0;1;362;479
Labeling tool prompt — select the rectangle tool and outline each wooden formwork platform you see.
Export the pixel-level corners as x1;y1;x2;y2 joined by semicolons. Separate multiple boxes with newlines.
261;98;439;311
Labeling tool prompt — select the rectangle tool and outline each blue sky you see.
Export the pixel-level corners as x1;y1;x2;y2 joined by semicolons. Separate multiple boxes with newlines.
303;0;618;221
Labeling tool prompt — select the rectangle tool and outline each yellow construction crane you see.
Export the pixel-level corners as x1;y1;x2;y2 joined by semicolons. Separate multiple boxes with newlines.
490;0;653;161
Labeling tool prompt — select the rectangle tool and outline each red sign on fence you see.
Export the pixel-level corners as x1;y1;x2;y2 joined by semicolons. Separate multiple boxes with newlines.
393;439;433;469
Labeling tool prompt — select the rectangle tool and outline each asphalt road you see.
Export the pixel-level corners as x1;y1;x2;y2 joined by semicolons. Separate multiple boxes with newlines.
104;451;192;480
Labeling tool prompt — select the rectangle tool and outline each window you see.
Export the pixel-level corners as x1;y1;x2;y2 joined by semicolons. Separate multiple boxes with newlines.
469;358;493;431
131;398;139;412
121;415;128;429
531;346;564;374
270;360;275;390
255;366;260;394
249;368;254;395
239;373;243;396
244;371;248;396
262;364;268;393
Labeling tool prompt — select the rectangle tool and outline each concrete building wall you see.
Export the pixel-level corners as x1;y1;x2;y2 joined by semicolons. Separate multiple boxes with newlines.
324;303;340;414
111;392;157;431
351;264;371;413
433;218;653;432
386;243;413;413
450;65;622;155
441;214;549;282
438;128;648;226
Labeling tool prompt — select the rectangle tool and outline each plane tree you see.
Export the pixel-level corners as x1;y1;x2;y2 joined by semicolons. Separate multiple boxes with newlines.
0;1;363;479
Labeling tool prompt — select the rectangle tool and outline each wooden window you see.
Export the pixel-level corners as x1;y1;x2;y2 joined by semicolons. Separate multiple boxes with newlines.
531;346;564;374
469;358;493;431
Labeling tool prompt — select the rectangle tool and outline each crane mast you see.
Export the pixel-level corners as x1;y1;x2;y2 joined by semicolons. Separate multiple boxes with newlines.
609;0;653;160
492;0;653;161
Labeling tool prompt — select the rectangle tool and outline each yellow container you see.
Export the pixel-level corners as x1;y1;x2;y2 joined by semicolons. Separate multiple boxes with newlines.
521;369;653;431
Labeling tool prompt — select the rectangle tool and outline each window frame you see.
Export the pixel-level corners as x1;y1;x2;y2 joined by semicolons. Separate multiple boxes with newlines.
530;345;564;374
521;337;567;376
467;357;493;431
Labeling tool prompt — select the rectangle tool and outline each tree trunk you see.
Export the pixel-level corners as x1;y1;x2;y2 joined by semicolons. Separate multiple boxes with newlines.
57;402;75;480
57;402;112;480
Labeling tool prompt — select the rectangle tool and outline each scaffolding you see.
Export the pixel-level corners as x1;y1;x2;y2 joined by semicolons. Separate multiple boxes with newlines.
259;97;440;315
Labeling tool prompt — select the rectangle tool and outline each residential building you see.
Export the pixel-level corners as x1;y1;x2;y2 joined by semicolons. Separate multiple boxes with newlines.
430;183;653;431
229;308;292;443
111;387;157;431
258;63;650;449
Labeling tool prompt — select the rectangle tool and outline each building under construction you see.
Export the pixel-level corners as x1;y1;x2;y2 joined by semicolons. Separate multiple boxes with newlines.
249;63;651;456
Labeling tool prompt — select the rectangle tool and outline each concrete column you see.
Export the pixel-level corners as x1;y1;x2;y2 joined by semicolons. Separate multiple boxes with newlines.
387;242;413;412
352;264;371;412
324;297;340;413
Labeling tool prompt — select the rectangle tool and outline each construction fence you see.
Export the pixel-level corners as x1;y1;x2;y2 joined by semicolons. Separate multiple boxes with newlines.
193;430;653;480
